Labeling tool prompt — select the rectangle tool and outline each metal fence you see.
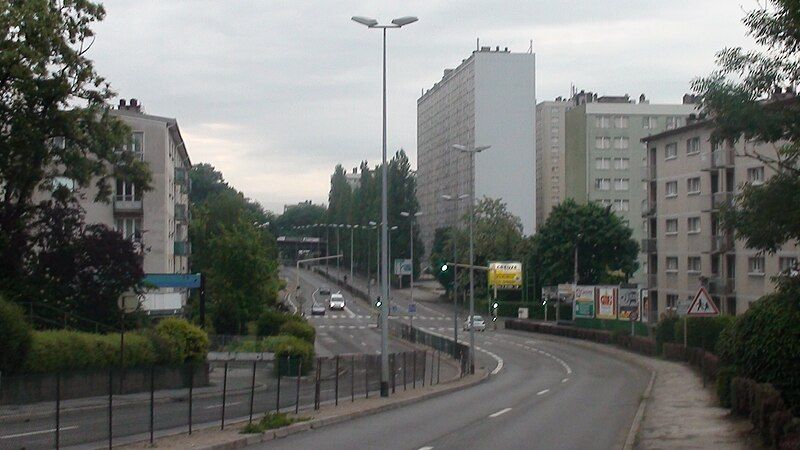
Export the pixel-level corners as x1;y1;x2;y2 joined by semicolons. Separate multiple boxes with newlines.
0;350;442;449
388;320;470;376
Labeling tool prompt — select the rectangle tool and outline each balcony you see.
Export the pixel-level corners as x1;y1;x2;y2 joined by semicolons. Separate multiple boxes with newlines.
174;240;191;256
647;274;658;288
712;191;733;209
641;238;657;253
113;198;142;213
708;277;735;296
175;167;188;185
175;204;189;222
641;199;656;217
711;233;734;253
711;149;735;168
643;165;657;181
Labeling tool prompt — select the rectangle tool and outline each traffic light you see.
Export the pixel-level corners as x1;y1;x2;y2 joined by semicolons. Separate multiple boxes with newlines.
441;263;448;272
491;301;499;322
375;297;382;308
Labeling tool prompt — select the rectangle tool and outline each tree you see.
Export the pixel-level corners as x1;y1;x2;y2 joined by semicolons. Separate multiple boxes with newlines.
692;1;800;254
0;1;150;289
529;200;639;287
273;201;326;236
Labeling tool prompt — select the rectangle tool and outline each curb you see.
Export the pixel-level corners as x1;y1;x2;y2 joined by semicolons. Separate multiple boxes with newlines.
195;370;490;450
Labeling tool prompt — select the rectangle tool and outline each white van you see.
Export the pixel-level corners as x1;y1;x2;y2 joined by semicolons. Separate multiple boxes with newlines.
329;292;345;310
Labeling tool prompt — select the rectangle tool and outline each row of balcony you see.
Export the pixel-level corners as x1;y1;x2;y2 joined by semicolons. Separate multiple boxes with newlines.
113;200;190;223
641;233;733;254
644;275;735;296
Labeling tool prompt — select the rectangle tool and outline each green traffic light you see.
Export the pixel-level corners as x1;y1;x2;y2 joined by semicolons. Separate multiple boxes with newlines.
492;302;499;309
441;264;448;271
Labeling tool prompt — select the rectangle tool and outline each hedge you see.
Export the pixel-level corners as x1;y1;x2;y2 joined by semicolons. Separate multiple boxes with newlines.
655;316;678;352
256;309;302;337
673;316;734;353
278;320;315;345
730;377;800;447
0;298;32;374
23;331;156;373
154;318;209;363
264;335;314;376
575;317;649;336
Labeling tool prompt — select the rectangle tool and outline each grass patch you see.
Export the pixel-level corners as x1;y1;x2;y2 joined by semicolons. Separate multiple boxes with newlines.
240;412;310;434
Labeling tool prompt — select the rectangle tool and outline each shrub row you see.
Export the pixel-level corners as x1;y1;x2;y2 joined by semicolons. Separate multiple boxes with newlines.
729;377;800;448
231;335;314;376
0;299;33;374
506;319;613;344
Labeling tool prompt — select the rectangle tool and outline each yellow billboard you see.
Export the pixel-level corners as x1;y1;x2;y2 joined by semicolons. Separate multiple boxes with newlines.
488;262;522;290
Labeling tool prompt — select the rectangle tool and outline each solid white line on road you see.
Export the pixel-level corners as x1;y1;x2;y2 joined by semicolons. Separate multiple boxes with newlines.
204;401;242;410
361;342;368;346
418;447;434;450
562;378;569;383
1;426;78;439
489;407;512;418
537;389;550;396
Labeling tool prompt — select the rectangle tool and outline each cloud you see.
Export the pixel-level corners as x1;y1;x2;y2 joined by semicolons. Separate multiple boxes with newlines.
90;0;753;212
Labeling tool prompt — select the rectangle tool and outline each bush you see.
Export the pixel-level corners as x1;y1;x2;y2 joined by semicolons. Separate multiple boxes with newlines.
0;298;32;374
717;366;737;408
655;316;679;352
241;412;308;434
154;318;209;363
278;320;315;345
673;316;735;353
719;290;800;415
265;335;314;376
23;330;156;373
256;309;301;337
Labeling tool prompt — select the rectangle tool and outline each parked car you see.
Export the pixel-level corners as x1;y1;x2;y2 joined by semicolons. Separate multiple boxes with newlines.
463;315;486;331
311;302;326;316
329;292;345;310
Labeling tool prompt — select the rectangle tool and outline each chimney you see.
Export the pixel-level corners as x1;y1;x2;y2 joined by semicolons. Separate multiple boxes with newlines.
495;46;500;51
682;93;699;104
639;93;648;104
129;98;141;112
118;99;126;109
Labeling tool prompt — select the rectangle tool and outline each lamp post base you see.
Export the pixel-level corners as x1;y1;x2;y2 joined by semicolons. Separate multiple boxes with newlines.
380;382;389;397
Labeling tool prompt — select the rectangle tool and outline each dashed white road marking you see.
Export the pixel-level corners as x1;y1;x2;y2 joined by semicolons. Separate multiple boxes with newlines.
205;401;242;409
537;389;550;396
1;426;79;439
418;447;434;450
562;378;569;383
489;407;512;418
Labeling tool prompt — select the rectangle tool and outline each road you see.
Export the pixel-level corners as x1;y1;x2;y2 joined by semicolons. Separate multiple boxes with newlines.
253;267;650;450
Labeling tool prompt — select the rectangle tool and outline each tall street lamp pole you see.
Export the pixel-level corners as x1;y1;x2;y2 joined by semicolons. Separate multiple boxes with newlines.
349;225;357;283
352;14;418;397
367;221;377;300
453;144;491;375
401;211;424;326
441;193;468;344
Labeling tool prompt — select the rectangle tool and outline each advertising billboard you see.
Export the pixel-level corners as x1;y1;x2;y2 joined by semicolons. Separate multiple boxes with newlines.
573;286;595;318
488;261;522;290
596;286;617;319
393;259;412;276
618;287;639;320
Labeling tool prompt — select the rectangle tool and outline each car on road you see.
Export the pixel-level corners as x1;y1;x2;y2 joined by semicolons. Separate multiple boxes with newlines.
463;315;486;331
310;302;326;316
329;292;345;310
318;287;331;297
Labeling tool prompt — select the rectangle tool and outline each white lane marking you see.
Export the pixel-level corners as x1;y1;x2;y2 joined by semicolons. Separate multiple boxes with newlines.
344;305;356;318
361;342;368;346
204;401;242;409
489;407;512;418
537;389;550;396
562;378;569;383
1;426;79;439
418;447;434;450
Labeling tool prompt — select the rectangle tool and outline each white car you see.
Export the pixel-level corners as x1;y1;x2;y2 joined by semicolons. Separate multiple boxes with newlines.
329;292;345;310
463;315;486;332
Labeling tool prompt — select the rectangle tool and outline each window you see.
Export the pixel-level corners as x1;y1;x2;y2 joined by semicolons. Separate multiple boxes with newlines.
50;176;75;192
115;217;142;240
666;116;681;130
780;257;798;273
595;178;611;191
550;145;559;153
687;216;701;234
642;117;656;129
613;199;630;212
595;116;611;128
613;137;630;149
130;132;144;160
686;137;700;155
666;294;678;310
748;256;765;275
687;256;701;273
614;178;629;191
687;177;701;195
595;158;611;170
614;116;629;128
551;136;559;145
550;115;559;124
665;143;678;159
613;158;629;170
550;126;559;135
665;181;678;198
595;137;611;149
665;218;678;234
115;179;140;201
747;166;765;185
666;257;679;272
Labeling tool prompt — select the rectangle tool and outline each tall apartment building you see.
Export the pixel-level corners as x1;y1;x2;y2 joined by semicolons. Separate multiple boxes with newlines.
416;46;536;259
535;98;571;227
564;91;698;285
81;99;192;312
642;117;798;319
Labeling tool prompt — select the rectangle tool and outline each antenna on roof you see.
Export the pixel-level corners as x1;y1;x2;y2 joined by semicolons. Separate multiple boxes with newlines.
476;37;479;51
528;39;533;53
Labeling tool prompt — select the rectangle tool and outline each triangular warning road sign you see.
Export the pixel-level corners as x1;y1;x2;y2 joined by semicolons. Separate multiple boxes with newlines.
686;287;720;317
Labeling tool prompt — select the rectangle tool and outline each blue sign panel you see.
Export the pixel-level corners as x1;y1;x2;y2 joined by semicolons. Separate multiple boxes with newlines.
408;303;417;314
143;273;202;289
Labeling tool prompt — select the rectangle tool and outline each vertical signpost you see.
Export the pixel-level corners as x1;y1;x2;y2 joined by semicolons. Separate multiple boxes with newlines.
683;286;720;346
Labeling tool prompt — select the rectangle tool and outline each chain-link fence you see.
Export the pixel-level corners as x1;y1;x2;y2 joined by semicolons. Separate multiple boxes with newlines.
0;350;442;449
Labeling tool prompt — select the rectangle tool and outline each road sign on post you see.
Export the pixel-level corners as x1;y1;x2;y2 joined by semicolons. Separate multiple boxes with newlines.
686;287;720;317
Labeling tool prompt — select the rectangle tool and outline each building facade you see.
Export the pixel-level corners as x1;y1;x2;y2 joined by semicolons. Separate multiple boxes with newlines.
535;98;571;227
564;91;698;285
416;46;536;260
642;119;798;319
80;99;192;312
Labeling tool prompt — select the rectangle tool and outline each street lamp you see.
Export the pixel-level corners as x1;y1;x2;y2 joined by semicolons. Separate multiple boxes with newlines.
348;224;358;283
453;143;491;375
441;193;468;345
367;221;378;300
400;211;424;327
353;14;418;397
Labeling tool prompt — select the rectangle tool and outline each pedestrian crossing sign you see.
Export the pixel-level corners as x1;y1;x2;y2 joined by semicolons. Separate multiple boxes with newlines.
686;287;720;317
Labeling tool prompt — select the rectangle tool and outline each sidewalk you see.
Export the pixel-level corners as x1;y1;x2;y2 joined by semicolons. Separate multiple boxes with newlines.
512;331;753;449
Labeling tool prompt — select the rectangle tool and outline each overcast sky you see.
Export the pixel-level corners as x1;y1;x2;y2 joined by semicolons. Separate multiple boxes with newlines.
90;1;754;213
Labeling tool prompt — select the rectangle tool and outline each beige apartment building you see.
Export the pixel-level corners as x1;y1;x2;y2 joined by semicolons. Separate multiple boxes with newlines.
535;98;571;227
71;99;192;313
642;117;798;319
